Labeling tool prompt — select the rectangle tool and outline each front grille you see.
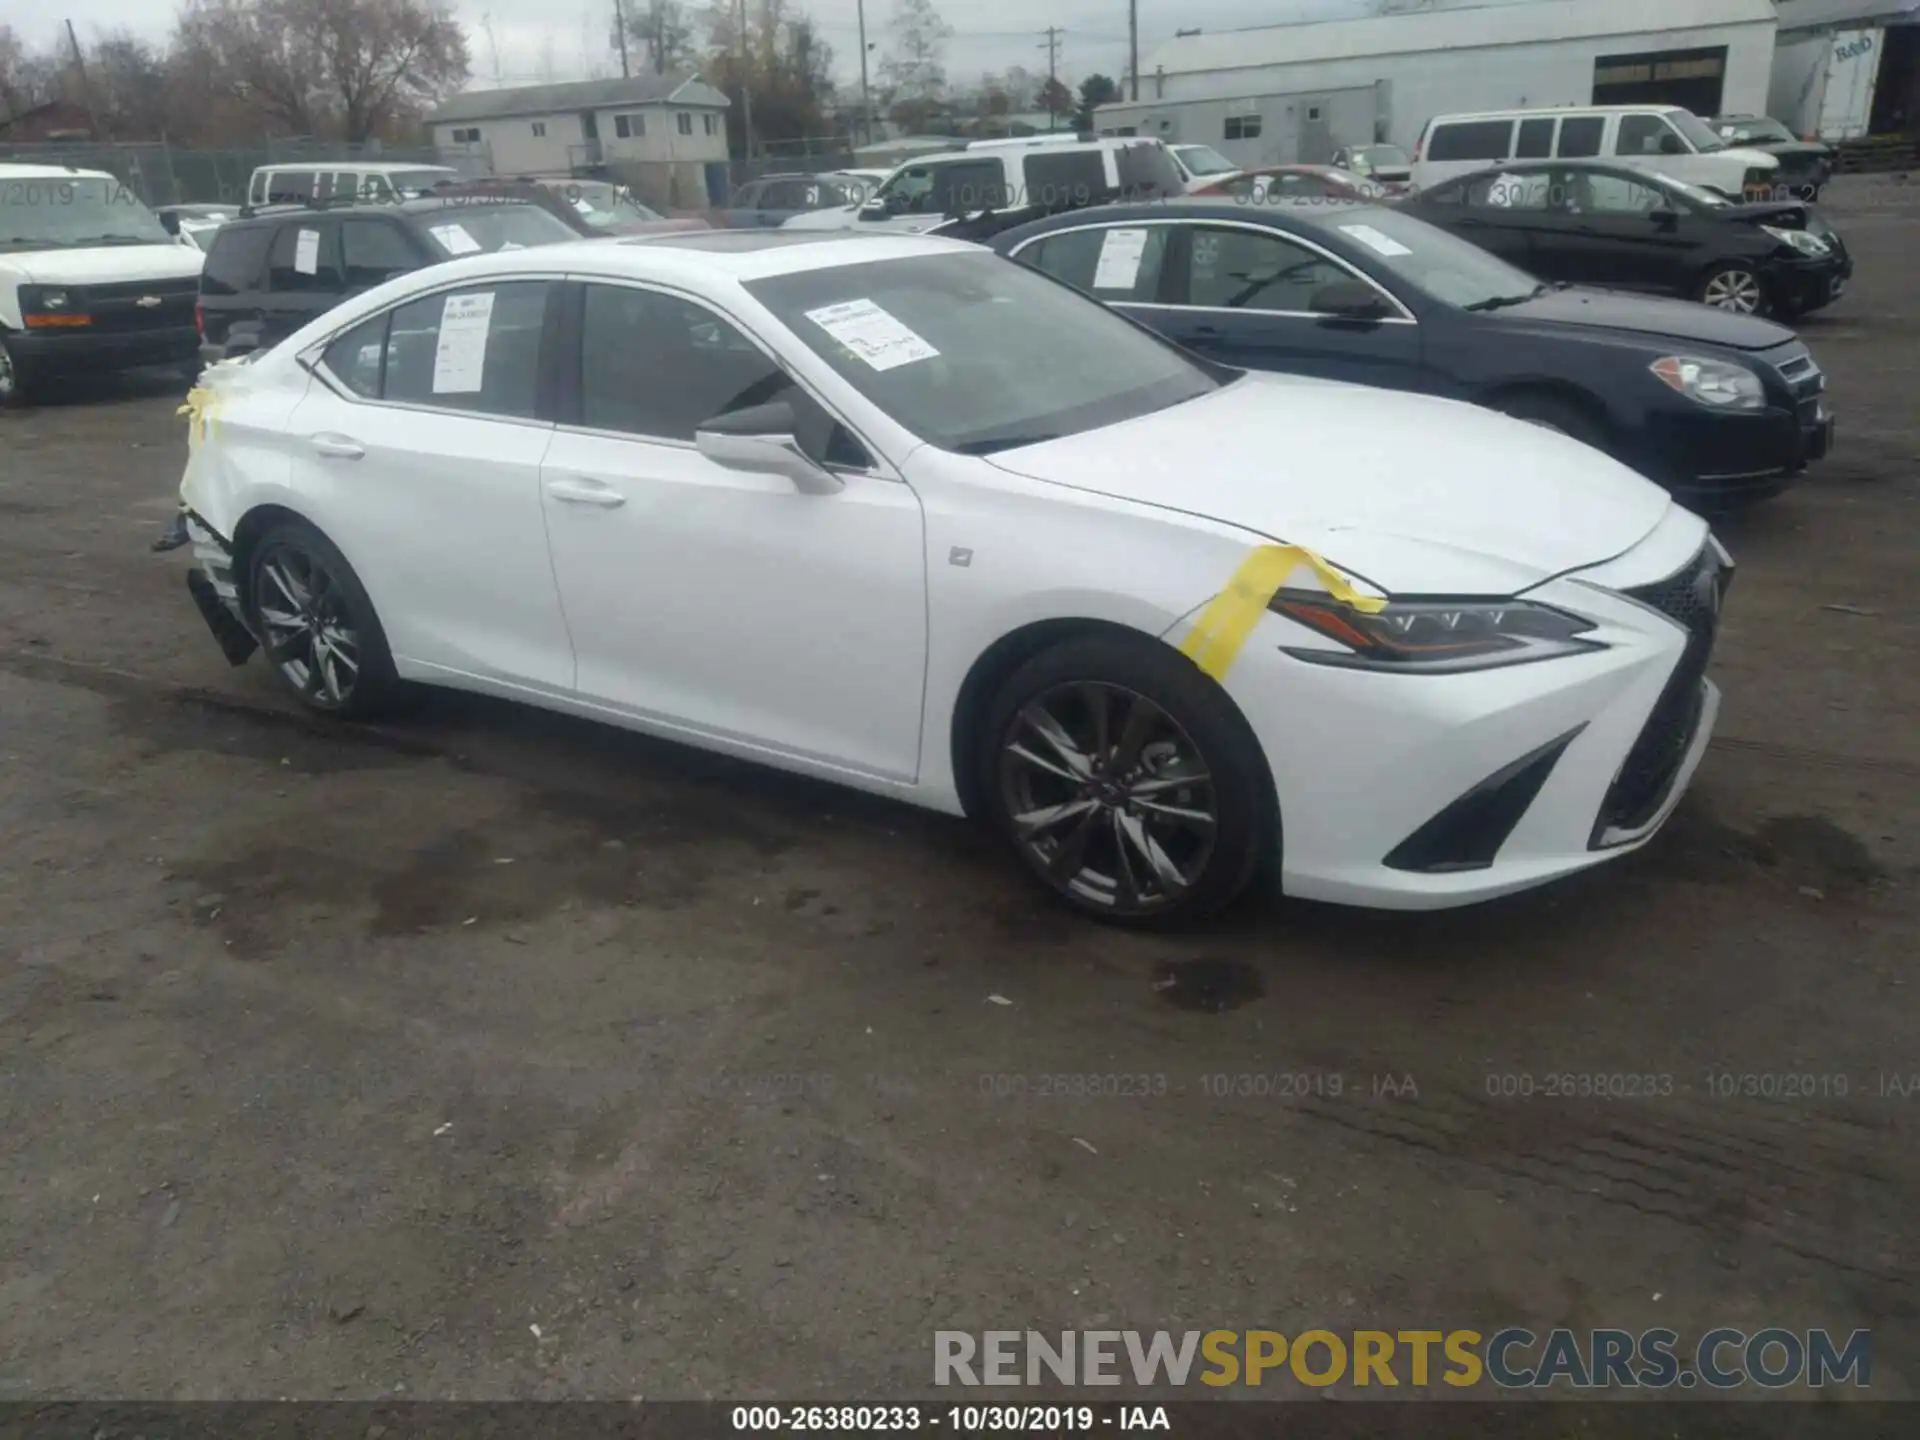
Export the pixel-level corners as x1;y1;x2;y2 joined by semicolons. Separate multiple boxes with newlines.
77;278;199;334
1772;346;1825;426
1593;547;1724;841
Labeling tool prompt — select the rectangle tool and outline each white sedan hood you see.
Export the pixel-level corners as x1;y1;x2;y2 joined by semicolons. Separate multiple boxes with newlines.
985;373;1676;595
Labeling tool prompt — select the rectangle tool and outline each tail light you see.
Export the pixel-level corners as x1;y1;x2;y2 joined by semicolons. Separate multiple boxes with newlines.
194;299;205;341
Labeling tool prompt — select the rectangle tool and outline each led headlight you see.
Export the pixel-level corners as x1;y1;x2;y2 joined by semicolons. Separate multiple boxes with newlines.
1272;592;1602;673
1650;356;1766;411
1762;224;1830;257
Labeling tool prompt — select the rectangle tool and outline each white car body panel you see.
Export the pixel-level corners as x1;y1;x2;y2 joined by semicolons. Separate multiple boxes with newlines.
178;231;1725;911
0;164;205;329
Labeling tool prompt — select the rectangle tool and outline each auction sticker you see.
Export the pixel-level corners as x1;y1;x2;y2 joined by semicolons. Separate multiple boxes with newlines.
432;291;495;393
805;298;939;371
1092;228;1150;291
429;222;483;255
1338;223;1413;257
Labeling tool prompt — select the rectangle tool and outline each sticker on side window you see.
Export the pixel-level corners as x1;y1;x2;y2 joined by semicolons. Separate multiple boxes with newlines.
431;292;495;393
429;222;482;255
1091;228;1151;291
1337;223;1413;257
804;298;939;371
293;228;321;274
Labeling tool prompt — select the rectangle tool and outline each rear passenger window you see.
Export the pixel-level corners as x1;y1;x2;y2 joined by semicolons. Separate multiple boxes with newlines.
341;220;421;288
202;225;273;295
1427;120;1513;161
1022;150;1106;207
381;281;551;419
265;170;314;205
1467;172;1551;210
1017;225;1168;304
321;313;388;399
267;224;342;291
1515;118;1554;159
1557;117;1605;157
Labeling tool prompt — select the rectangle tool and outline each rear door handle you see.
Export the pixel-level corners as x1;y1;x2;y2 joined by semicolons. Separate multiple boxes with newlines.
545;477;627;508
309;432;364;460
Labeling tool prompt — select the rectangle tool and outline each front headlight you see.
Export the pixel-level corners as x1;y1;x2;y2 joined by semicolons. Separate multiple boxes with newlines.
1272;592;1602;673
21;285;74;312
1650;355;1766;411
1762;224;1830;256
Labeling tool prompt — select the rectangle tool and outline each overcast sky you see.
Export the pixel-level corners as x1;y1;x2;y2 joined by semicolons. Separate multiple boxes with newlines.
35;0;1544;98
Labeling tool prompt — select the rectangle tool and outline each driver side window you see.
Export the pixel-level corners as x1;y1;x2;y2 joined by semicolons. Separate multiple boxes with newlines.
1615;114;1681;157
578;283;872;467
1176;226;1352;313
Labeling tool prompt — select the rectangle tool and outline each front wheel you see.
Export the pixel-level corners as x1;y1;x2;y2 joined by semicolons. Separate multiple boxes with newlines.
0;337;36;409
977;633;1274;927
245;519;400;719
1698;263;1766;316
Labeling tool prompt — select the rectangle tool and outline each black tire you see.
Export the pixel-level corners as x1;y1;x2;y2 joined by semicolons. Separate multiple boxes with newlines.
0;336;35;409
1697;262;1767;316
243;518;400;720
975;632;1275;928
1492;390;1605;449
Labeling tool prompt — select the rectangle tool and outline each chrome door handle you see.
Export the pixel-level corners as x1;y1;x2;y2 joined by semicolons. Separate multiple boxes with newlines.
545;477;627;508
309;432;364;460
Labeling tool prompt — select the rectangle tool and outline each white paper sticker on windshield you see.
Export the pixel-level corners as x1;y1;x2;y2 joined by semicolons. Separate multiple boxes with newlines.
1337;223;1413;258
1091;228;1150;290
431;291;494;394
429;222;482;255
571;198;595;215
804;298;939;371
293;228;320;275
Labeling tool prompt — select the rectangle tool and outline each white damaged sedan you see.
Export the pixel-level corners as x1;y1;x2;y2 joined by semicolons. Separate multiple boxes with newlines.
173;230;1730;925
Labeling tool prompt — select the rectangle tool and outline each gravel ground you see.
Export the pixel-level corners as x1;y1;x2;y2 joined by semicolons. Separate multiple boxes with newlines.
0;177;1915;1403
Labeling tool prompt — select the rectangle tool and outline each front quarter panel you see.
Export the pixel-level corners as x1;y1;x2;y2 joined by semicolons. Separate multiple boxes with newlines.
179;357;314;543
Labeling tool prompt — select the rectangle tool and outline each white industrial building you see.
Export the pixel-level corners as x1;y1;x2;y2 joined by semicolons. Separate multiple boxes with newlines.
1770;0;1920;139
1095;0;1781;166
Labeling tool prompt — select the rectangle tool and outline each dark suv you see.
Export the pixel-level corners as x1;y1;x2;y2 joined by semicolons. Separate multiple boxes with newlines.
195;196;583;363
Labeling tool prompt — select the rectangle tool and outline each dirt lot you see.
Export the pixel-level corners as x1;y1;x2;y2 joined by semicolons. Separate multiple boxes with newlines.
1;179;1916;1405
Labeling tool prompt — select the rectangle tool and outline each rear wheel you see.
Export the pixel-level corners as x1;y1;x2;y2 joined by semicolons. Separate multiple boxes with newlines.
244;519;400;719
1698;263;1766;316
977;633;1273;927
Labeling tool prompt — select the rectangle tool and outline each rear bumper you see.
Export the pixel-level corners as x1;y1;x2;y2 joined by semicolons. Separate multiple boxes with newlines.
7;324;198;374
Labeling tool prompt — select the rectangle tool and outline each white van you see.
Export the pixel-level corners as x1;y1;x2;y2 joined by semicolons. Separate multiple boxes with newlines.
0;164;206;407
1410;106;1779;198
245;161;458;209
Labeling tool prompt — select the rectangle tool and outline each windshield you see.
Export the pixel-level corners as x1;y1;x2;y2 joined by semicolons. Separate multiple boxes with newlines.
1325;205;1543;309
1717;118;1793;145
0;176;171;250
419;204;580;254
552;181;664;227
390;169;455;197
745;249;1220;453
1667;111;1726;153
1351;145;1409;167
1174;145;1238;177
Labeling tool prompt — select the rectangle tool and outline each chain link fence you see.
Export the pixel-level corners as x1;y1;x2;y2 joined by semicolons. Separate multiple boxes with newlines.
0;140;493;206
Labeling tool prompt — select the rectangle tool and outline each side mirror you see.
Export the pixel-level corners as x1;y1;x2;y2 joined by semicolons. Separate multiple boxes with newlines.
695;401;843;496
158;210;181;235
1312;279;1393;322
1648;206;1679;228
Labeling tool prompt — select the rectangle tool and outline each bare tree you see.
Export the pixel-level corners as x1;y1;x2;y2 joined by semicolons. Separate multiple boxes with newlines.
88;31;182;138
619;0;694;75
0;24;61;118
876;0;948;106
174;0;469;143
700;0;836;151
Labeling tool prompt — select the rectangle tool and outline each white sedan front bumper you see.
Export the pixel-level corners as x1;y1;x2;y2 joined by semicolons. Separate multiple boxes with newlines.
1223;532;1728;911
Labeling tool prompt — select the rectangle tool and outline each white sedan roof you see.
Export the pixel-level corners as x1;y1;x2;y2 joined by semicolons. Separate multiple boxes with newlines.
445;229;983;287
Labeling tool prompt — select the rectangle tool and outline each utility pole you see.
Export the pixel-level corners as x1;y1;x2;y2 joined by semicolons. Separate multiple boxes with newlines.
1039;26;1061;132
612;0;631;78
65;18;110;143
1128;0;1139;101
856;0;872;150
736;0;755;160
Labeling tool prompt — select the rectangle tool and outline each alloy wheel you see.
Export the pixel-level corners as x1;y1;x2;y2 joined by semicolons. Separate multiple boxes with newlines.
255;543;363;709
0;344;16;400
998;681;1218;916
1703;269;1762;314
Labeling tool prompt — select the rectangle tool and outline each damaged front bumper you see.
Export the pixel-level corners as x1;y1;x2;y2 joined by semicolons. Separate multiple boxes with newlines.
166;510;259;667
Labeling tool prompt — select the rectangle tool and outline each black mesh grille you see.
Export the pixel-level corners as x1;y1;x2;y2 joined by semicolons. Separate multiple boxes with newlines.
78;278;199;334
1594;548;1723;840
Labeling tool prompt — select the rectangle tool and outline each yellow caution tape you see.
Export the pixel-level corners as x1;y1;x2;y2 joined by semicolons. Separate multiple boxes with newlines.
1179;544;1387;681
177;385;221;452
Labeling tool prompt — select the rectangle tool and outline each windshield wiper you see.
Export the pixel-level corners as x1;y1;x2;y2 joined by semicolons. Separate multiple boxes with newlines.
1462;283;1550;313
953;434;1061;455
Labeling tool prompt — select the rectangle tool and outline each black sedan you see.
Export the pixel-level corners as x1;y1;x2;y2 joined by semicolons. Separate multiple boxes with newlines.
1400;160;1851;318
989;198;1833;510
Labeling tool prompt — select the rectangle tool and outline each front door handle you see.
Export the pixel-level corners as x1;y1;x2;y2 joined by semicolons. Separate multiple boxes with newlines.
545;477;627;508
309;432;364;460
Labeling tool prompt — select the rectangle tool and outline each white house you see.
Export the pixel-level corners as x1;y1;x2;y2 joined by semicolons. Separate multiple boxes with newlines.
1770;0;1920;139
1095;0;1780;164
428;74;731;206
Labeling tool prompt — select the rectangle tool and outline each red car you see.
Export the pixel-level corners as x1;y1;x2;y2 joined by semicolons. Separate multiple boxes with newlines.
1193;165;1403;205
